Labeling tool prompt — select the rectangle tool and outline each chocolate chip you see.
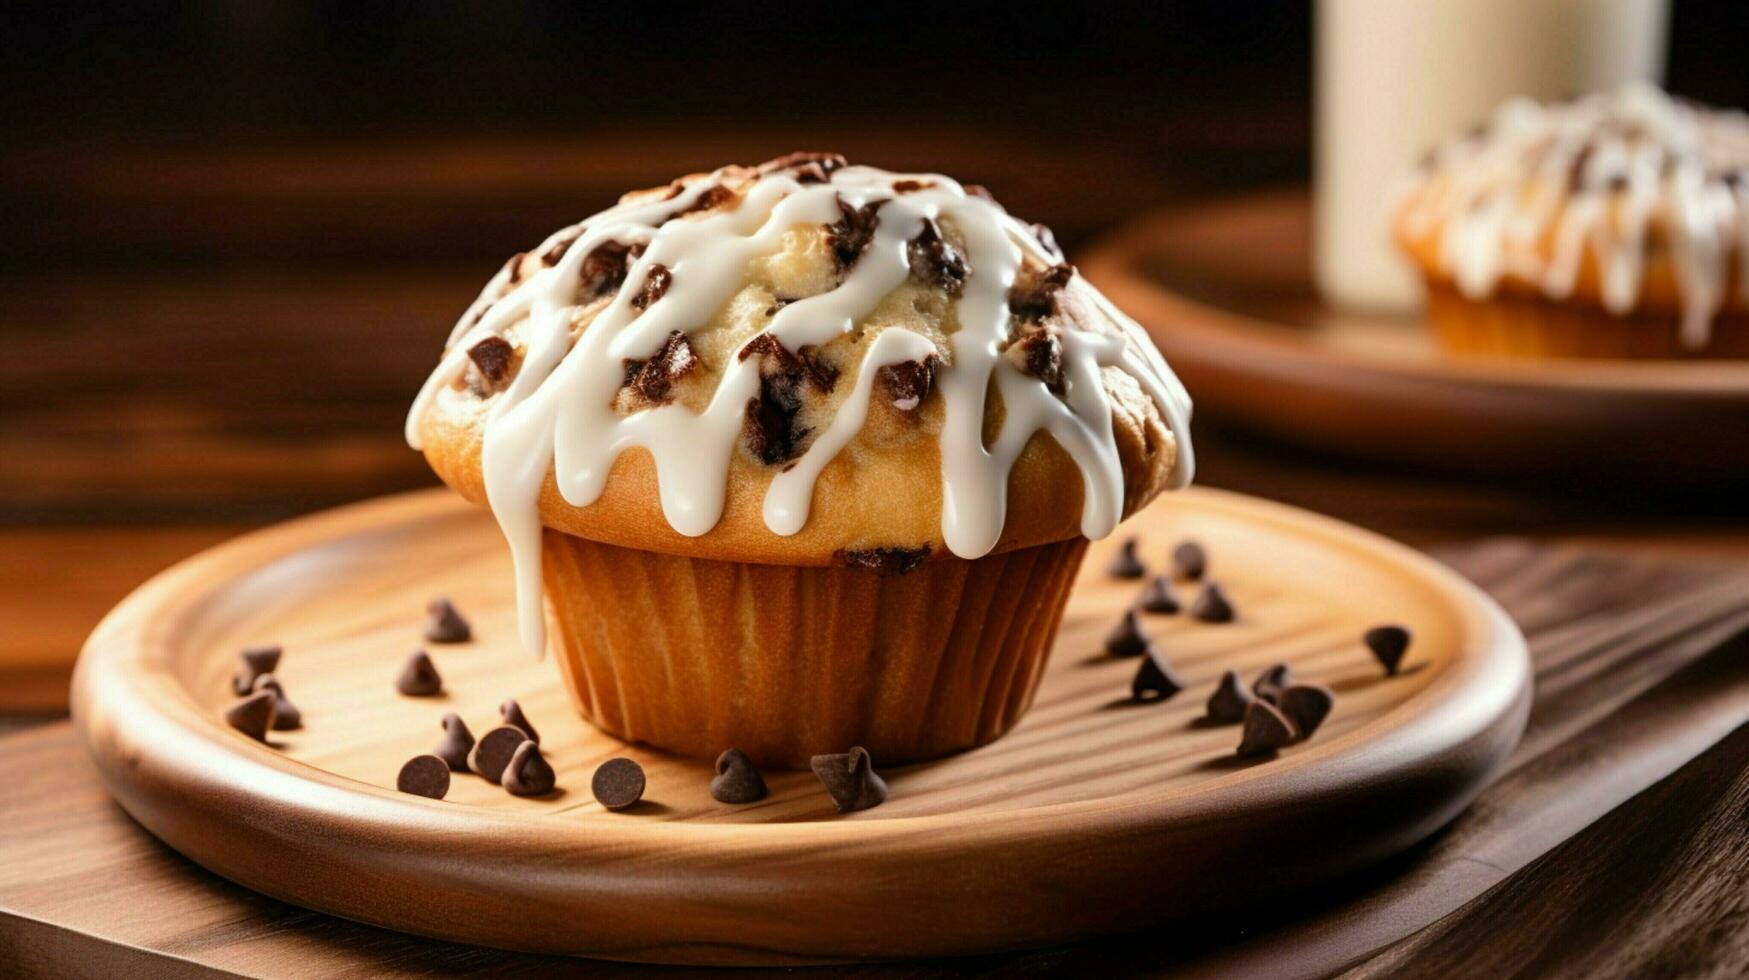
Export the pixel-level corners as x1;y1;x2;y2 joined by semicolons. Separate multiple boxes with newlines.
468;726;526;783
1104;609;1150;657
810;746;887;813
467;337;514;389
500;699;540;743
1206;668;1254;723
1008;263;1074;322
892;178;934;193
1237;700;1296;758
423;597;471;644
835;545;931;576
1107;537;1146;579
1280;684;1335;740
674;185;735;217
1190;583;1235;623
1131;648;1184;702
630;263;672;311
1364;625;1412;676
503;252;527;285
579;241;638;303
1015;329;1065;394
738;334;836;465
758;151;847;183
540;227;582;265
232;645;282;696
435;712;475;772
250;674;301;730
876;356;938;411
502;741;556;796
962;183;996;203
621;330;698;404
592;757;646;810
1138;576;1180;614
397;754;451;800
907;219;968;293
224;692;276;742
1172;541;1207;580
826;196;883;270
1031;222;1064;261
1252;663;1292;704
710;748;768;804
395;651;442;697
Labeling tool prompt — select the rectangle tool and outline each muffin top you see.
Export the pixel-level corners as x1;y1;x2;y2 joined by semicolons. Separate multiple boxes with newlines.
407;154;1193;651
1395;84;1749;350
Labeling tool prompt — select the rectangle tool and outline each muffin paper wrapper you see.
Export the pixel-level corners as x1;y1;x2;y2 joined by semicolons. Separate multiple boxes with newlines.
541;530;1088;769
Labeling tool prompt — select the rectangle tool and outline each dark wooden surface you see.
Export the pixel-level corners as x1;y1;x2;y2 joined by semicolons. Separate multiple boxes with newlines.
6;537;1749;977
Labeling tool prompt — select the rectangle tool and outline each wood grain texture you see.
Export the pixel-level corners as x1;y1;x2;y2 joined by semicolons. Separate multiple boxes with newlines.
68;487;1528;964
5;538;1746;976
1080;191;1749;483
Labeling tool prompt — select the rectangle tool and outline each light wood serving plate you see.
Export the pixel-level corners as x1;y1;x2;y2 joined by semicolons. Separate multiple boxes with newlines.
1082;190;1749;483
72;487;1529;965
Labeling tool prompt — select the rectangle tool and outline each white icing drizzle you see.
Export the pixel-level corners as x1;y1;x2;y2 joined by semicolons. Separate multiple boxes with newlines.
1400;84;1749;350
407;163;1194;655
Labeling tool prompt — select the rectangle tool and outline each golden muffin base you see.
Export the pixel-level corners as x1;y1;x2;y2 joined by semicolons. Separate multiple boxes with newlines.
540;528;1088;769
1423;281;1749;360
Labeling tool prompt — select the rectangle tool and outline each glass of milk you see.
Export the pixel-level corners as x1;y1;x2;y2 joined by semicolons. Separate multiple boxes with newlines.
1314;0;1668;313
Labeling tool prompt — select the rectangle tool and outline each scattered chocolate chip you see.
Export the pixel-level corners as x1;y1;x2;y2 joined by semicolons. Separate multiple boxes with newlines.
907;219;968;293
1104;610;1150;657
621;330;698;404
630;263;672;311
224;692;276;742
540;227;582;266
592;757;647;810
1172;541;1207;580
579;241;638;303
1007;263;1074;322
1138;576;1180;615
232;645;282;696
397;754;451;800
1237;700;1296;758
468;726;526;783
423;598;471;644
876;356;938;411
710;748;768;804
1106;537;1146;579
1031;222;1064;261
1280;684;1335;740
826;196;883;269
1252;663;1293;704
810;746;888;813
503;251;527;285
395;651;442;697
759;151;847;184
502;741;556;796
467;337;515;389
738;334;836;465
251;674;301;730
435;712;475;772
500;699;540;743
1132;649;1184;703
835;545;931;576
892;178;934;193
1364;625;1412;676
1015;329;1065;394
1190;583;1235;624
962;183;996;203
1206;668;1255;723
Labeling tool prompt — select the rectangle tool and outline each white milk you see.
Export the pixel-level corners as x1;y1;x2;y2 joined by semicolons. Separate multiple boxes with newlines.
1314;0;1668;312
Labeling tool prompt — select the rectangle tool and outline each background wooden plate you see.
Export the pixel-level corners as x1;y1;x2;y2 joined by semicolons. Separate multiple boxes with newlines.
72;487;1529;965
1081;190;1749;483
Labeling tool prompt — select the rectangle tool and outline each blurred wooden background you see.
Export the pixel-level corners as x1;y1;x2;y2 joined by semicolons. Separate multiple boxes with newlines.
4;4;1748;707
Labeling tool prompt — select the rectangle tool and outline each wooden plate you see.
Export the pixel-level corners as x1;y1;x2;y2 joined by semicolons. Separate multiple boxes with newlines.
72;487;1529;965
1081;190;1749;482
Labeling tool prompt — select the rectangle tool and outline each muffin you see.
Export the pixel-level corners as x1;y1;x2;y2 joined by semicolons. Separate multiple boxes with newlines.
407;153;1194;768
1394;84;1749;359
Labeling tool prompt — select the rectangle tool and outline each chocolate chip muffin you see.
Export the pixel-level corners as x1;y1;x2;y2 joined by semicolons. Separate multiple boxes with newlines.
408;153;1193;767
1395;84;1749;358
